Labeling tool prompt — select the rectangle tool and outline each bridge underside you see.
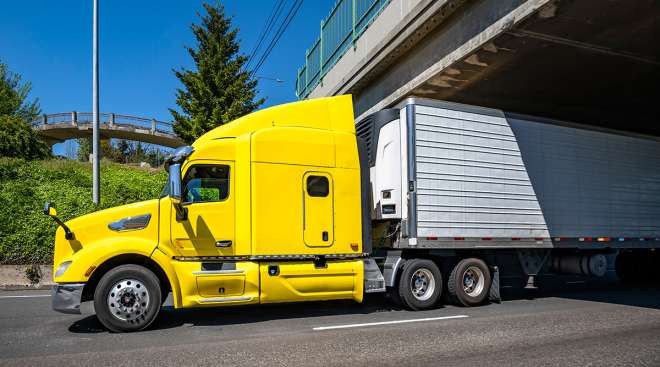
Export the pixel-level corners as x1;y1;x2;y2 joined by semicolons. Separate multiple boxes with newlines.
352;0;660;137
412;0;660;136
36;123;184;148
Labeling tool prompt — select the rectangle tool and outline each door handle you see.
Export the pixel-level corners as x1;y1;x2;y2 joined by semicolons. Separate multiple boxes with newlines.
215;240;232;248
322;231;328;242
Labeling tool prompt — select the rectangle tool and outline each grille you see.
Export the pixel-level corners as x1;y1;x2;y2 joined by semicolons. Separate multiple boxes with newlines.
355;109;400;166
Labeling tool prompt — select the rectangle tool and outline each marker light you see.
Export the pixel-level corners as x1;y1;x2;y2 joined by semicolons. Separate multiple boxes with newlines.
54;261;72;278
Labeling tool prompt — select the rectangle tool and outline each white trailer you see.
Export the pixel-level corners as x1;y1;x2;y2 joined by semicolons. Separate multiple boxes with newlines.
357;98;660;308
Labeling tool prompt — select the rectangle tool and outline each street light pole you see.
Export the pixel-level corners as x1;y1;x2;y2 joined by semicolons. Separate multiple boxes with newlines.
92;0;100;204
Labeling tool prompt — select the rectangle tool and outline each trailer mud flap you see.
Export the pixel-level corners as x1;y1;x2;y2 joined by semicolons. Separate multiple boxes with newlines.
489;266;501;303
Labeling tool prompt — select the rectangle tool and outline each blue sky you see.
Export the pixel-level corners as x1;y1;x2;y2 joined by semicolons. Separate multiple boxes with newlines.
0;0;334;156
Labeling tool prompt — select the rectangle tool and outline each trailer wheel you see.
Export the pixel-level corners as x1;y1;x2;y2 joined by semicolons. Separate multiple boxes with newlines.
397;259;442;310
448;258;491;307
94;264;162;333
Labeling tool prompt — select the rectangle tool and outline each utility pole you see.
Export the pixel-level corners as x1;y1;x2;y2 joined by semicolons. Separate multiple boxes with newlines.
92;0;100;204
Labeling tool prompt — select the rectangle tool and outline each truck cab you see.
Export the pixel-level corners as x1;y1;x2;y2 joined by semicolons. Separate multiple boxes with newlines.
50;95;375;332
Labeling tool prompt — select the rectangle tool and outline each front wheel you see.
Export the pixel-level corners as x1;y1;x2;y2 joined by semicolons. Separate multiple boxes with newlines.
448;258;491;307
94;264;162;332
397;259;443;310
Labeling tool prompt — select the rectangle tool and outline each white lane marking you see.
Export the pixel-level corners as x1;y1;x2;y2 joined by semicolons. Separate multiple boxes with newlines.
313;315;469;331
0;294;51;299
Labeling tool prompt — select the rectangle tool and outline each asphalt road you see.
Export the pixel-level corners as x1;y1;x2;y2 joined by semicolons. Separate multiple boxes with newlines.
0;280;659;367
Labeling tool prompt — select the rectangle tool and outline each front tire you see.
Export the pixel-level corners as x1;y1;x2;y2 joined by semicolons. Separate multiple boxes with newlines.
94;264;162;332
397;259;443;310
448;258;491;307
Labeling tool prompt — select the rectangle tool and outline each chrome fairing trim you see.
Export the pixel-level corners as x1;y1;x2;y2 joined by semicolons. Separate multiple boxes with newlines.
51;283;84;314
173;253;370;262
108;214;151;232
198;296;252;303
192;269;245;275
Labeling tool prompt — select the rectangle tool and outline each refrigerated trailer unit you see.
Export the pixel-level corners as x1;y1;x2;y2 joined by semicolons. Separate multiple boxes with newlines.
359;98;660;247
47;96;660;332
358;97;660;293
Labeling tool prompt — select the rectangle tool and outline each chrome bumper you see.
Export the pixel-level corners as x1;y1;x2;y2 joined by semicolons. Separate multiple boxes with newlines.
51;283;85;314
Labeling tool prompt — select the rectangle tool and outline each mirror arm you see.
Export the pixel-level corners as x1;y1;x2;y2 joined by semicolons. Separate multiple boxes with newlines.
174;202;188;222
53;217;75;240
43;202;75;240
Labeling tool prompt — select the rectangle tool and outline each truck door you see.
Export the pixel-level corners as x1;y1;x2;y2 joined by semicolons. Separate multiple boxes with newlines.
170;162;236;257
303;172;334;247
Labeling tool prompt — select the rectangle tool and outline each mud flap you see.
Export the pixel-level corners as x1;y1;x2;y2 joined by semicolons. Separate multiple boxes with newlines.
489;266;501;303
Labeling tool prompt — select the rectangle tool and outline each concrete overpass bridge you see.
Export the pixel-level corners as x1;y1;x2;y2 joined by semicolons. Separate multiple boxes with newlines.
296;0;660;136
32;112;184;148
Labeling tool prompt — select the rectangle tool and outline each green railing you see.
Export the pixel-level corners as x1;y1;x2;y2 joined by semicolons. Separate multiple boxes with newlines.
295;0;391;99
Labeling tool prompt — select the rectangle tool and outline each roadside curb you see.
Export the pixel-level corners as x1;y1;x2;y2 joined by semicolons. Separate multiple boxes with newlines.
0;265;54;290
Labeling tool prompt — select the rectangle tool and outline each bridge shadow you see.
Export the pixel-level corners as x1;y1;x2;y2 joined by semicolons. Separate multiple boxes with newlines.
68;276;659;334
499;273;660;310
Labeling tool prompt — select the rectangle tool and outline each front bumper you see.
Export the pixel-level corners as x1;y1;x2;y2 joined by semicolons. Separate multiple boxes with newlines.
51;283;85;314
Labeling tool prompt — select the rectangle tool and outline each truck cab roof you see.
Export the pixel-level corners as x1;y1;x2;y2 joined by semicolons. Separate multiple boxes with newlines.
192;95;356;149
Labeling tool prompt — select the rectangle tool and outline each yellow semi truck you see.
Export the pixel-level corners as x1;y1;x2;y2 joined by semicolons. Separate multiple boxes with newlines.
48;95;660;332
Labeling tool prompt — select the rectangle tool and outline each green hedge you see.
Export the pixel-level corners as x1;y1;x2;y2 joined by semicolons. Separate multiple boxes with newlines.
0;158;167;264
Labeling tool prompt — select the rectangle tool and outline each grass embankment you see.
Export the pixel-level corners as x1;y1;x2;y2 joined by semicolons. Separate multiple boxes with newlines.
0;158;167;264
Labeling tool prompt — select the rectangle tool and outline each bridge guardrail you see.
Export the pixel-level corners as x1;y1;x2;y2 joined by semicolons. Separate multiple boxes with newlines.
32;112;175;135
295;0;391;99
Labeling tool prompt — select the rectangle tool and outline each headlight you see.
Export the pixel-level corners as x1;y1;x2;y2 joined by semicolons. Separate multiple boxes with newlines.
55;261;72;278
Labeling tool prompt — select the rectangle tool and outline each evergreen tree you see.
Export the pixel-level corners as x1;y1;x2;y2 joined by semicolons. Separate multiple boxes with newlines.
170;3;264;144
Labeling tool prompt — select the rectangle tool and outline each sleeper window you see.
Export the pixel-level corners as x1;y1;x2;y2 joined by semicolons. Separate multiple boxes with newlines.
306;175;329;197
182;165;230;203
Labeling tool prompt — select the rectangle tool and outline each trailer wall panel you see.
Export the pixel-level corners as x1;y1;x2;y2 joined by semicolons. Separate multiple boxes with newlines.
406;99;660;243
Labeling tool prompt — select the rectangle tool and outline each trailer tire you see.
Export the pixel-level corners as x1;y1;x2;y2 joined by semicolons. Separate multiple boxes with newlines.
397;259;442;310
94;264;162;333
448;258;491;307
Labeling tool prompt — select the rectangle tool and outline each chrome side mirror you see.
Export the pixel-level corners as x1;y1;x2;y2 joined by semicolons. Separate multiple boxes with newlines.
168;163;188;221
168;163;183;201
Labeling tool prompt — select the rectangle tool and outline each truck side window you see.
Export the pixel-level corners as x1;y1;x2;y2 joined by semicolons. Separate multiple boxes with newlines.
306;175;329;197
182;165;230;203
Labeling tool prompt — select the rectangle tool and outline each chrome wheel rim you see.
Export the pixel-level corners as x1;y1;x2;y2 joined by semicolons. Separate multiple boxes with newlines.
410;268;435;301
462;266;485;297
107;279;150;324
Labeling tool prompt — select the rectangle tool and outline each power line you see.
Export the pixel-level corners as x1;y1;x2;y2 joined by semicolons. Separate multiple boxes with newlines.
250;0;304;76
245;0;286;70
252;0;303;74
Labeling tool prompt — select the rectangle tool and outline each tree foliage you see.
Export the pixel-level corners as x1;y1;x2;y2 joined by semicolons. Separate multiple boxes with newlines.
0;115;51;160
77;138;166;167
0;61;40;121
170;3;264;144
0;61;49;160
